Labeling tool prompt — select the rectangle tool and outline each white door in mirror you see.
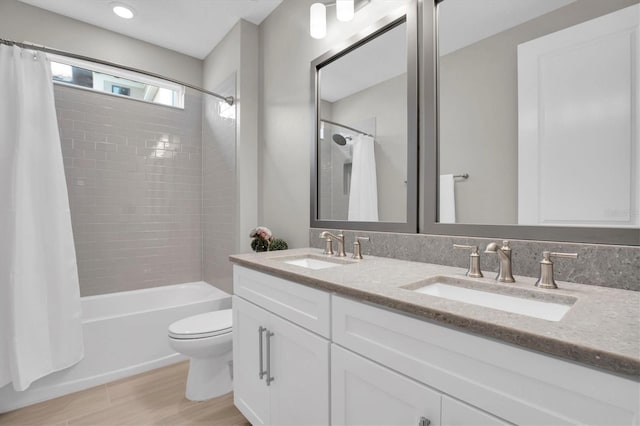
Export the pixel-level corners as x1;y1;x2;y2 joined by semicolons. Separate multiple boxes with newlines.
518;4;639;227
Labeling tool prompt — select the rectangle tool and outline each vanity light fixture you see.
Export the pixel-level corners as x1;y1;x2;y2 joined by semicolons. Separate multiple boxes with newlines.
336;0;355;22
310;3;327;39
310;0;362;39
111;2;135;19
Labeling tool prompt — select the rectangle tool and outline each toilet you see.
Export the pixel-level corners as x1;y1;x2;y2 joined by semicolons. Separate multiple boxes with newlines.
167;309;233;401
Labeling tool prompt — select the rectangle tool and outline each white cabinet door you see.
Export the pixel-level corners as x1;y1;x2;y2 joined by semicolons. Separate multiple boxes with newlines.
233;296;270;426
441;396;511;426
332;344;441;426
234;295;330;426
269;313;330;426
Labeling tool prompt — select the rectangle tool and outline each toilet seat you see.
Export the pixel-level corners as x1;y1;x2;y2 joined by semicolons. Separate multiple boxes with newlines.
168;309;232;340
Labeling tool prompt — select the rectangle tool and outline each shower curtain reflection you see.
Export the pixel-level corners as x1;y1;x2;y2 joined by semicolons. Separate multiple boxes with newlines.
348;134;379;221
318;121;356;221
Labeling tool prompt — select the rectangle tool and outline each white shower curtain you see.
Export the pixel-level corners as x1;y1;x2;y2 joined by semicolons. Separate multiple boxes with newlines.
0;45;83;391
348;134;379;221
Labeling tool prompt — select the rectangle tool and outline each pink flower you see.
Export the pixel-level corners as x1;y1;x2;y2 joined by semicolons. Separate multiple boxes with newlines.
249;226;273;241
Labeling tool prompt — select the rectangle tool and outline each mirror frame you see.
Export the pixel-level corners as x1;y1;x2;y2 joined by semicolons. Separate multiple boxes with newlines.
310;1;419;233
422;0;640;245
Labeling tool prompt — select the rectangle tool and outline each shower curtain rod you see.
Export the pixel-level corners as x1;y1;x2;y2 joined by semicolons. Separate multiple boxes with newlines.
0;38;234;105
321;119;374;138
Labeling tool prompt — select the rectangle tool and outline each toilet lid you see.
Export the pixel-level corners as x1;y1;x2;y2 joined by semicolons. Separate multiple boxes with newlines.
168;309;232;339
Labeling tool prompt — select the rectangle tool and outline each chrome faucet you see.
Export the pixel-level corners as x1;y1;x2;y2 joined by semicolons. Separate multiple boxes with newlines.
320;230;346;257
484;240;515;283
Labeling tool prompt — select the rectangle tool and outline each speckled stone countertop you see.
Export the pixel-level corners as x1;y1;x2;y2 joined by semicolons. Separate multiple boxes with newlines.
229;248;640;378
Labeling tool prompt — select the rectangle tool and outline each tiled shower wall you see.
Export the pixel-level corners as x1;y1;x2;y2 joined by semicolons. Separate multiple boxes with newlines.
56;85;204;296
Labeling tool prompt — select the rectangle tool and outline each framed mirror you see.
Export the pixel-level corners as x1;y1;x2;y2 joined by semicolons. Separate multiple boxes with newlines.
423;0;640;245
310;2;418;232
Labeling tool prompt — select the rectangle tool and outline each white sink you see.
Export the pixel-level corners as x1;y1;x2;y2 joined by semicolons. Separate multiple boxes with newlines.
283;257;343;270
413;282;573;321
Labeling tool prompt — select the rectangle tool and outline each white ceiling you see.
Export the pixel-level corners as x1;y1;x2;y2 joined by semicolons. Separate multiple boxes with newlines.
17;0;283;59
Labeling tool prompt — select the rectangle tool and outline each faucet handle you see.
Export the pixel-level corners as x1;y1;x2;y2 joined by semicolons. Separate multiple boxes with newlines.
546;251;578;260
535;251;578;289
453;244;483;278
320;232;334;255
453;244;478;253
352;236;370;260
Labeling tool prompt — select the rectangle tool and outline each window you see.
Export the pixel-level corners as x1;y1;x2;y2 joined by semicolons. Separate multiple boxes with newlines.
49;55;185;109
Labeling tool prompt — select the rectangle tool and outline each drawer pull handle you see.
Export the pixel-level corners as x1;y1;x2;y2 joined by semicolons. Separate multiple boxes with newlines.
419;417;431;426
258;326;266;380
266;330;275;386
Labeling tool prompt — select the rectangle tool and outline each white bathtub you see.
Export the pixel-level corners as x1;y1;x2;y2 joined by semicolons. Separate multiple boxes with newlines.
0;281;231;413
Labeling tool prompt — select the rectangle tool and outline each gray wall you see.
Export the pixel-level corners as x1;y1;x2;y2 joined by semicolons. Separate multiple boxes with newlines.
56;85;203;296
202;19;259;293
439;0;638;225
202;76;237;294
259;0;411;248
0;0;203;86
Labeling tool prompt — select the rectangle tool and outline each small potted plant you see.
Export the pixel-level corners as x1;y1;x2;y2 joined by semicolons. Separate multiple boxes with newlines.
250;226;288;252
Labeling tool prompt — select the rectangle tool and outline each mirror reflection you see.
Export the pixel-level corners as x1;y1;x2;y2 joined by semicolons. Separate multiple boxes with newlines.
317;21;408;222
437;0;639;228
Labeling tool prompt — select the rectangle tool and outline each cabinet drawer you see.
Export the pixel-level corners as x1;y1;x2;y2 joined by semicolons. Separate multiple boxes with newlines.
233;265;331;338
332;295;639;426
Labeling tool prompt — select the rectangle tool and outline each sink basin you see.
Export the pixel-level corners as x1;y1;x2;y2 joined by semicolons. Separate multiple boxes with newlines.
406;277;575;321
274;254;354;270
284;257;343;270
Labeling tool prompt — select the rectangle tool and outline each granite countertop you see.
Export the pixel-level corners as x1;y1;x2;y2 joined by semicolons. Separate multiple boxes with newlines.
229;248;640;378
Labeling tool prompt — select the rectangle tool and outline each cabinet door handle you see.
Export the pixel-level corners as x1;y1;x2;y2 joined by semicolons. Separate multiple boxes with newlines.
258;326;266;380
266;330;275;386
419;417;431;426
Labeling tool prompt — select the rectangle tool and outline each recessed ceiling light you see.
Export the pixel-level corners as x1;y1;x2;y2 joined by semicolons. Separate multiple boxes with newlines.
111;3;135;19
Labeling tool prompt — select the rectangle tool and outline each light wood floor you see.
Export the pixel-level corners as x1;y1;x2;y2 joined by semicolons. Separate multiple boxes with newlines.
0;362;250;426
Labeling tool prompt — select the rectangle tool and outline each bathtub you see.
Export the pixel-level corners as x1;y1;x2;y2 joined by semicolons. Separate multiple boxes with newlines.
0;282;231;413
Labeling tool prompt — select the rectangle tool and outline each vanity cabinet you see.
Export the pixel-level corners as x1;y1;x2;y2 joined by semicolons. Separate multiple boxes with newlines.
332;295;639;426
233;265;639;426
233;266;330;426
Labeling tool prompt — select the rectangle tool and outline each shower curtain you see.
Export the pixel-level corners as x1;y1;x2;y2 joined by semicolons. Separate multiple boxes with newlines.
0;45;83;391
348;134;379;221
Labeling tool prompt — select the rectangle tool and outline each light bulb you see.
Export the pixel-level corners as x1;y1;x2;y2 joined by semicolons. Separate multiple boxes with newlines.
336;0;354;22
310;3;327;39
